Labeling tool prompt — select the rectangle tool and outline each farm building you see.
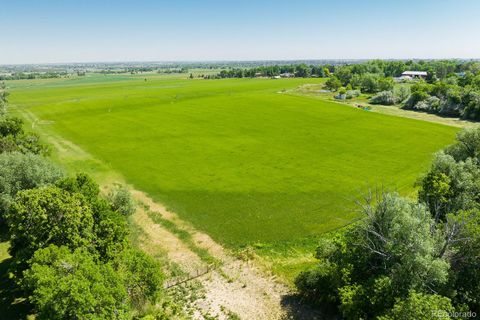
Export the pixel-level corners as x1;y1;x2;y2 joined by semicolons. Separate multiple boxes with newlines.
401;71;427;79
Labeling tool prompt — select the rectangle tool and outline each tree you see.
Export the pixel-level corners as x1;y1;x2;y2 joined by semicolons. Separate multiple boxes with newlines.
446;210;480;313
0;152;63;216
56;173;100;202
112;249;163;309
57;173;130;261
0;116;23;137
325;76;342;91
443;126;480;162
296;193;449;319
5;186;95;264
23;245;129;320
0;116;49;155
378;291;454;320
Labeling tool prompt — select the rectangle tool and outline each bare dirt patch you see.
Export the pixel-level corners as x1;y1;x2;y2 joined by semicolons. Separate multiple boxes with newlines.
131;191;323;319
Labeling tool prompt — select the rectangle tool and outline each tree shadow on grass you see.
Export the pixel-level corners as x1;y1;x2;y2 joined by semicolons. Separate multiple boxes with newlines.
0;257;33;320
281;293;338;320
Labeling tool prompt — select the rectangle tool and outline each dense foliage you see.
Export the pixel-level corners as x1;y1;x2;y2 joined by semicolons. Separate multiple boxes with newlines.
296;127;480;319
211;60;480;120
0;152;63;217
0;115;49;155
0;85;166;318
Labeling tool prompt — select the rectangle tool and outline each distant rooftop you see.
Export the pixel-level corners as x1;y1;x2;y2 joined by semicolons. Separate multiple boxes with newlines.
402;71;428;76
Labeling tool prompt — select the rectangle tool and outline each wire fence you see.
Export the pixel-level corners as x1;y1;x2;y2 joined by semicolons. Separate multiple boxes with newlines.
164;263;216;289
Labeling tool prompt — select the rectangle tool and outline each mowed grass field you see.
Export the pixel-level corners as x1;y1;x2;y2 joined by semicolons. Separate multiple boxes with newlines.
8;74;458;256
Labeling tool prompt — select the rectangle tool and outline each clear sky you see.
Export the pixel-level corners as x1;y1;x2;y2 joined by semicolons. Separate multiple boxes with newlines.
2;0;480;64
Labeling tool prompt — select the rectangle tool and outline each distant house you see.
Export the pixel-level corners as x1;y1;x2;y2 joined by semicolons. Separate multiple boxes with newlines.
401;71;428;79
280;72;294;78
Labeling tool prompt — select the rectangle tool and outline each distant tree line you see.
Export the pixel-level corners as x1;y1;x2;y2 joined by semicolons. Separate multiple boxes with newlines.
0;72;66;80
320;60;480;121
296;127;480;319
210;64;332;79
0;85;177;318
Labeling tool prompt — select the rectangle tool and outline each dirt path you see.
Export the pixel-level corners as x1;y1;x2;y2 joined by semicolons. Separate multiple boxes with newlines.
131;191;319;320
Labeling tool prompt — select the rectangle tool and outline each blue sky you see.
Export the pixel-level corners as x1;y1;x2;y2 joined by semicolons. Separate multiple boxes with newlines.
2;0;480;64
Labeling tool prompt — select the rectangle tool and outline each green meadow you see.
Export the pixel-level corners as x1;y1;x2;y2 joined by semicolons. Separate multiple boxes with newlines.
8;74;458;278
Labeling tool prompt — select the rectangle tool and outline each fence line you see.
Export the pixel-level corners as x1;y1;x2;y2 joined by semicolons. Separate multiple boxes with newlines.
164;263;216;289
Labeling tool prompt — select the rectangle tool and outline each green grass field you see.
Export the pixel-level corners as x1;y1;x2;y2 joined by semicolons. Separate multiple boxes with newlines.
7;74;458;278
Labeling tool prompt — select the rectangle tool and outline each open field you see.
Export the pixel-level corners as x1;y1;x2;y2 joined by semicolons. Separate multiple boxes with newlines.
7;74;458;281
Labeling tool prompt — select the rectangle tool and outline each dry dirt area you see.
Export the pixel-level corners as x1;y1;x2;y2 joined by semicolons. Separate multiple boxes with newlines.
131;190;323;320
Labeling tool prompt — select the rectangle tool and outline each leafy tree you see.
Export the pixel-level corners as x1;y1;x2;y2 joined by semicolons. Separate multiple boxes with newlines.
5;186;95;264
0;152;63;216
325;76;342;91
94;207;129;262
112;249;163;309
56;173;100;202
23;245;129;320
418;152;480;221
57;173;129;261
378;291;454;320
0;115;49;155
296;193;449;319
446;210;480;313
443;126;480;162
0;116;23;137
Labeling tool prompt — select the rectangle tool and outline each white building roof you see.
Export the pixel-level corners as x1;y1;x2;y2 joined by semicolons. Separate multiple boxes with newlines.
402;71;428;76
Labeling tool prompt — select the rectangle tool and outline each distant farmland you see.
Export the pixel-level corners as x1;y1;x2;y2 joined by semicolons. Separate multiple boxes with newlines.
9;74;458;277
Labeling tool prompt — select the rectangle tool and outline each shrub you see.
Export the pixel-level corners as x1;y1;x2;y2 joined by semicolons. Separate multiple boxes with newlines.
108;185;136;216
370;90;396;105
345;90;361;99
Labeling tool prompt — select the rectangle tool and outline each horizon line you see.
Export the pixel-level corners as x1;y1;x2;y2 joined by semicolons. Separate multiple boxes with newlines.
2;57;480;67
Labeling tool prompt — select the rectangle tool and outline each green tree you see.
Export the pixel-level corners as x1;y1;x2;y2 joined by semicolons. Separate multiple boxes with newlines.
5;186;95;264
325;76;342;91
378;291;454;320
296;193;449;319
0;152;63;216
0;116;49;155
23;245;129;320
57;173;129;261
113;249;163;309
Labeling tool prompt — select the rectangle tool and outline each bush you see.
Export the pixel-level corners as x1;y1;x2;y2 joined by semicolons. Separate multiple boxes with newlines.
345;90;361;99
108;185;136;216
370;91;396;105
